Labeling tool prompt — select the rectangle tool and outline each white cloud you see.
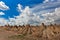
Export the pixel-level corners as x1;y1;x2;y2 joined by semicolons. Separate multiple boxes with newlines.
32;1;60;14
0;12;5;15
15;5;41;25
17;0;60;25
8;18;16;26
43;0;49;3
17;4;23;12
5;4;41;26
0;1;10;26
8;2;60;26
43;0;55;3
0;0;60;26
29;0;60;25
0;18;8;26
0;1;9;10
41;7;60;24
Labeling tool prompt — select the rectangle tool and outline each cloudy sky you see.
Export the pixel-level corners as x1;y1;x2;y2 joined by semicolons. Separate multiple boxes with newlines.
0;0;60;26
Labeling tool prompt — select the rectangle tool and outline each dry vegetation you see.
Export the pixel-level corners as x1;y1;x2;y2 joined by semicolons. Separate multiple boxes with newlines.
0;23;60;40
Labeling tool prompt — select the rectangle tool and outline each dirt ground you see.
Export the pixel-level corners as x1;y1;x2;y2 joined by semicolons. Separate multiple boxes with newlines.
0;28;17;40
0;24;60;40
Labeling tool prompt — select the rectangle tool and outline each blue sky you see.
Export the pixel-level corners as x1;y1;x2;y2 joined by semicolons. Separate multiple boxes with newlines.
0;0;60;26
0;0;44;19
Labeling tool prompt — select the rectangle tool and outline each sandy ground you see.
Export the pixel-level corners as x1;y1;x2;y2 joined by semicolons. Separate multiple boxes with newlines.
0;29;17;40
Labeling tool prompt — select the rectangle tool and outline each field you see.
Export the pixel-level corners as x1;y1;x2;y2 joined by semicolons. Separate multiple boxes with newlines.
0;23;60;40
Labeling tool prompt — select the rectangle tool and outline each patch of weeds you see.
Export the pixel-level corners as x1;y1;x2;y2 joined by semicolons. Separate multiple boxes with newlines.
8;34;25;39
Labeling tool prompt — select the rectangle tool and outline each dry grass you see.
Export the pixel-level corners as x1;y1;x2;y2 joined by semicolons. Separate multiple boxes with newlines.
0;23;60;40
